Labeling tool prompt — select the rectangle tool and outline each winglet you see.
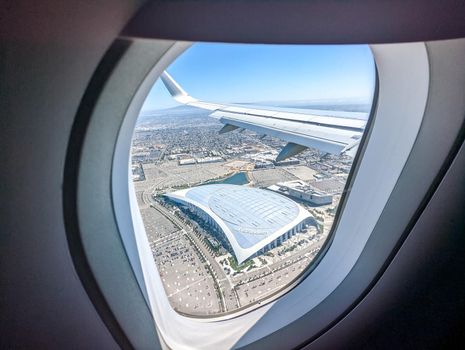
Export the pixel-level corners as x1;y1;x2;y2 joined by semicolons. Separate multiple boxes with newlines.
160;71;197;104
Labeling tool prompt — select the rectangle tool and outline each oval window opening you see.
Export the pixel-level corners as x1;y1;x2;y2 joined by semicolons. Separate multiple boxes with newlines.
131;43;376;317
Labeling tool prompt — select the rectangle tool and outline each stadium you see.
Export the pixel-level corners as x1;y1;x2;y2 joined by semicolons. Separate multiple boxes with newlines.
165;184;316;263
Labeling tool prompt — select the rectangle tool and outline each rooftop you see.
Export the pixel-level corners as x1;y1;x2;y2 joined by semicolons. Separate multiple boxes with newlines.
165;184;312;263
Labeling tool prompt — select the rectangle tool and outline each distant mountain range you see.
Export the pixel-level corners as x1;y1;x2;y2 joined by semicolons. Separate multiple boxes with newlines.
138;98;372;126
138;105;207;121
239;97;372;113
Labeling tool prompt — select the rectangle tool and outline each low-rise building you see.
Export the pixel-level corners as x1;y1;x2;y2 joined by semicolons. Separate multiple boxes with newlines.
179;158;196;165
196;156;223;164
268;179;344;205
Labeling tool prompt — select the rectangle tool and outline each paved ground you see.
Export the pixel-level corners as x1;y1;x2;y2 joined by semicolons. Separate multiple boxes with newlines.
134;161;233;193
139;194;222;315
284;165;318;181
249;168;298;187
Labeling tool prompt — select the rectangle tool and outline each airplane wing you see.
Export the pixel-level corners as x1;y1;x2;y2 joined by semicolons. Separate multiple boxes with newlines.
160;71;366;161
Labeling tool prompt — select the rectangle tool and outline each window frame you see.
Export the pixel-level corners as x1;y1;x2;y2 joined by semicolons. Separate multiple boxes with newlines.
70;38;441;349
114;40;427;348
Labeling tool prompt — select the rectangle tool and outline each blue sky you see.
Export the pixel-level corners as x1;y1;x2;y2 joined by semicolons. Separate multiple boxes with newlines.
141;43;375;112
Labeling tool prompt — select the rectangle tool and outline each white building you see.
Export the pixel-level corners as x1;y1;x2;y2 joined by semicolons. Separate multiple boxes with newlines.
268;180;337;205
165;184;315;263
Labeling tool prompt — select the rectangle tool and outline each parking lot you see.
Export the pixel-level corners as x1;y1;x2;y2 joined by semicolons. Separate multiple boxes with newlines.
139;202;221;315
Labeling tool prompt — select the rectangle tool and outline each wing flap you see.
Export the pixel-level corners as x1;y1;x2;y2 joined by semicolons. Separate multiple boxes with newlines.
212;110;357;155
276;143;308;162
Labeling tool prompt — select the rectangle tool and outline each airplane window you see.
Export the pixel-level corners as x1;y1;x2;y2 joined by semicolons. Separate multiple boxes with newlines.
131;43;375;316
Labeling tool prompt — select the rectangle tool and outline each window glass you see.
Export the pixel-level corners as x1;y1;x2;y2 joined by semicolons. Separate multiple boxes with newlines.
131;43;375;316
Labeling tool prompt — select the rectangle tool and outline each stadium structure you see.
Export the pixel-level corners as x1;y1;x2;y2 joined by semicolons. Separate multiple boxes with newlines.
165;184;316;263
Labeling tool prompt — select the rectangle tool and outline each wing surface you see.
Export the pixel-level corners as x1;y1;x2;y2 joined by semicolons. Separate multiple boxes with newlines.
160;71;366;160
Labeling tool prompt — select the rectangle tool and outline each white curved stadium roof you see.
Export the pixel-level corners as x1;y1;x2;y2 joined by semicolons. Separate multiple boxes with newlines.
165;184;312;263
